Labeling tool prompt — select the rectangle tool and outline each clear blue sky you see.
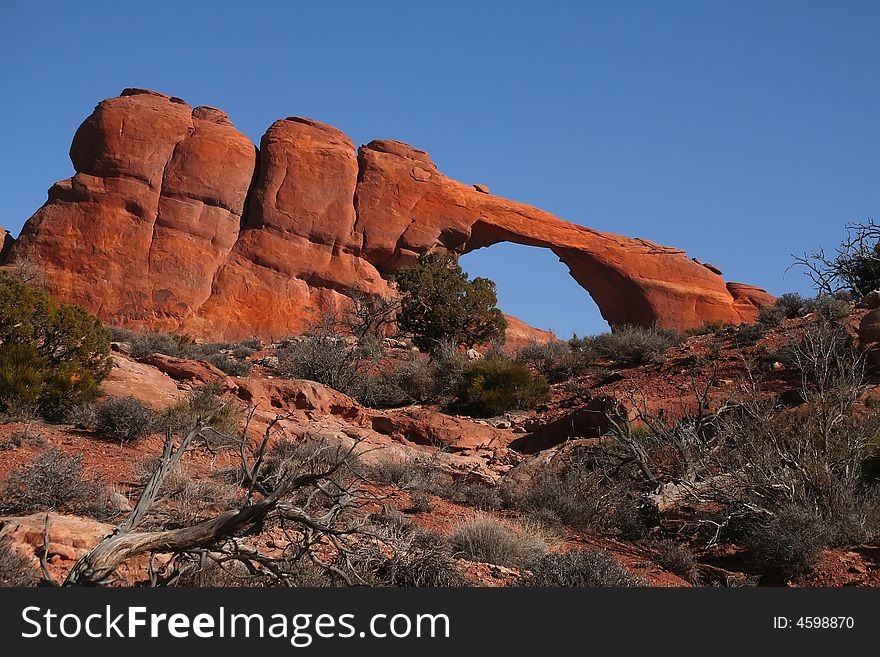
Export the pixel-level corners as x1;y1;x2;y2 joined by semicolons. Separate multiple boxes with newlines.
2;1;878;337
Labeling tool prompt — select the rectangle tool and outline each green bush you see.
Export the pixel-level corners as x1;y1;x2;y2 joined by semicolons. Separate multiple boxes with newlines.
0;273;110;418
95;396;155;443
392;252;507;352
522;550;642;587
456;355;549;417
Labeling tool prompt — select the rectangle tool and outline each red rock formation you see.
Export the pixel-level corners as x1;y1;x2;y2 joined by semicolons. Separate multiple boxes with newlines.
5;89;774;340
354;139;771;329
0;226;12;262
190;117;387;340
9;89;255;330
499;315;557;352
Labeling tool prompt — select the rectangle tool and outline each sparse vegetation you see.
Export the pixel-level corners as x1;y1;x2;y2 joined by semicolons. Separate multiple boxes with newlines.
157;382;242;445
589;324;682;365
652;539;700;584
598;314;880;581
449;515;547;567
115;328;256;375
758;292;806;326
337;288;400;342
355;521;465;587
516;338;595;382
522;550;643;587
203;352;252;376
0;448;108;516
276;323;376;403
124;329;194;359
505;448;627;530
0;535;37;587
0;426;47;451
793;218;880;299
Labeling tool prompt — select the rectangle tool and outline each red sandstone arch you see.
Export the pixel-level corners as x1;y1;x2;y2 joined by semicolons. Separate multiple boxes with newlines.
5;89;773;341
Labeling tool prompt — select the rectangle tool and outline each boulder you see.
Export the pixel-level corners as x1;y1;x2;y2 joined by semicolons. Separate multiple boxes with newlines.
101;355;183;409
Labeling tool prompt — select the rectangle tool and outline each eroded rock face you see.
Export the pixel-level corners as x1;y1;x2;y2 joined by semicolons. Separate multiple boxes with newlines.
191;117;388;340
9;89;255;331
5;89;773;340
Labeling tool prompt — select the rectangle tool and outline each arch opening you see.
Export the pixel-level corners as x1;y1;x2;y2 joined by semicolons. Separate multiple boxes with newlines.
459;242;609;340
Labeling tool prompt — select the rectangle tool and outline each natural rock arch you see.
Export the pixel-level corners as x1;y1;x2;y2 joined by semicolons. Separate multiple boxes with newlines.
4;89;773;341
354;139;772;330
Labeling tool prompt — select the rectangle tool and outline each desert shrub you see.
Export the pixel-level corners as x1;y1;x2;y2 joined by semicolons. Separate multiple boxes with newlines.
132;456;241;529
276;331;372;400
506;449;626;530
392;252;507;352
0;426;47;451
368;452;440;491
431;477;502;510
95;396;155;443
65;402;98;429
802;293;851;322
739;505;829;582
613;497;652;540
355;527;465;587
260;436;362;514
129;331;193;358
133;455;190;493
409;490;434;513
0;448;107;515
456;355;549;417
161;478;241;529
0;273;111;419
430;338;466;398
793;219;880;299
685;319;730;336
0;536;37;587
759;292;806;327
173;556;334;587
734;322;765;346
522;550;642;587
204;353;251;377
652;539;699;584
516;339;594;382
238;337;262;350
449;515;547;567
156;383;242;446
373;357;439;406
188;383;241;440
620;317;878;574
338;288;400;342
232;345;255;360
588;325;682;365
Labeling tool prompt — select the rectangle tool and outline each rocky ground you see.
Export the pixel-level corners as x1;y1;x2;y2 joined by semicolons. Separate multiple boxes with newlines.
1;305;878;588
